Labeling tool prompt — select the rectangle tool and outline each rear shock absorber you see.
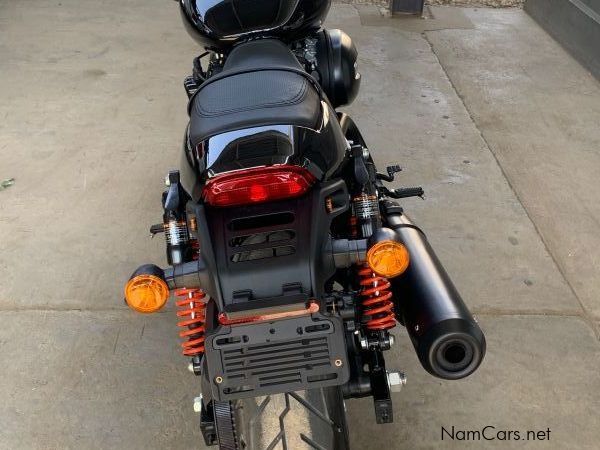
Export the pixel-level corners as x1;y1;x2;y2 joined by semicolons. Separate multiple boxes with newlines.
175;288;207;357
358;263;396;331
154;170;198;265
351;193;380;238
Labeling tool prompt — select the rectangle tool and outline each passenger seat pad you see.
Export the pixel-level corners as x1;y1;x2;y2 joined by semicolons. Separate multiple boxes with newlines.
195;71;310;117
189;69;322;147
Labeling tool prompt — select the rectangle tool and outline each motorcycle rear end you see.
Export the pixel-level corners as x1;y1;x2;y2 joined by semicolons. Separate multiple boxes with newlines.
123;1;486;448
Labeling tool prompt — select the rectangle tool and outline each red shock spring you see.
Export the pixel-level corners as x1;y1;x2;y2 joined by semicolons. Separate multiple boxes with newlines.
175;288;207;357
358;264;397;331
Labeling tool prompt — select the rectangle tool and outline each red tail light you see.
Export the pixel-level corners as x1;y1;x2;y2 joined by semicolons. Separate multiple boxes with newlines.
203;165;316;207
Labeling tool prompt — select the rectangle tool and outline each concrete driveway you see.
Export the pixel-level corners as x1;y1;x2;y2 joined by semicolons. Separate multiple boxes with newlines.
1;1;598;449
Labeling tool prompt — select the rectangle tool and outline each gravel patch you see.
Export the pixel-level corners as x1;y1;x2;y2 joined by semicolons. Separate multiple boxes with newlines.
335;0;389;5
427;0;523;7
334;0;524;7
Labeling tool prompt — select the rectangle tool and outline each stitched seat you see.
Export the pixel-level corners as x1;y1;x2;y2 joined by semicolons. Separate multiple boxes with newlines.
188;40;322;147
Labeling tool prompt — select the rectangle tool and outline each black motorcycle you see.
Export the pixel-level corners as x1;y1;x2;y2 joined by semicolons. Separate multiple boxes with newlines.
124;1;486;448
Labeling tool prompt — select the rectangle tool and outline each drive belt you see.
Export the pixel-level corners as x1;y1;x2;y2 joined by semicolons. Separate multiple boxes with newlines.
214;400;239;450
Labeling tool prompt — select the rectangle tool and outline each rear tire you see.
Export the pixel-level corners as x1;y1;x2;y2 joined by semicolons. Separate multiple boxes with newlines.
223;388;349;450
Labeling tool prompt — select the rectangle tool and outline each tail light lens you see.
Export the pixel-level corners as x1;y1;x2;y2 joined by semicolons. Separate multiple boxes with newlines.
203;165;316;207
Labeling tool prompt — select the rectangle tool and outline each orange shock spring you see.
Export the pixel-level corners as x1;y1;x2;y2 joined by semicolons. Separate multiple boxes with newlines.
358;264;397;331
175;288;207;357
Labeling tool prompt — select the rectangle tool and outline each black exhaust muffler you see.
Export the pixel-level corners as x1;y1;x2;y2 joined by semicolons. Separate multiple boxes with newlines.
383;203;486;380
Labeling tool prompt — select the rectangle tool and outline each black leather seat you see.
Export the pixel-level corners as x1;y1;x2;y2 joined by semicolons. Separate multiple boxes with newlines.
188;40;322;147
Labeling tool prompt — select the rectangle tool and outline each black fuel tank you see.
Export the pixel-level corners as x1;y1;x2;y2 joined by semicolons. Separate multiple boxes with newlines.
180;0;332;49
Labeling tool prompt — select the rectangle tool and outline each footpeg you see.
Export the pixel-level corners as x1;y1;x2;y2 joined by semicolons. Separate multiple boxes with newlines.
392;187;424;199
382;186;424;199
184;76;200;98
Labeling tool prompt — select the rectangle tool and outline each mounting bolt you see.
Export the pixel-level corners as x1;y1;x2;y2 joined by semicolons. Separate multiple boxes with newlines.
215;376;223;384
187;363;194;373
387;371;407;393
334;359;343;367
389;334;396;347
193;395;203;413
359;336;369;350
165;175;171;186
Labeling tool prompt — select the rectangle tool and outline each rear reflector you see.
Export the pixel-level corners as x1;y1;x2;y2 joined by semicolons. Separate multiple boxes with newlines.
203;165;316;207
218;302;320;326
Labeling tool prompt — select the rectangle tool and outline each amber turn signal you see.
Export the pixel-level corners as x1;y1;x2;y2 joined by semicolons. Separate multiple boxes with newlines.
124;274;169;313
367;240;410;278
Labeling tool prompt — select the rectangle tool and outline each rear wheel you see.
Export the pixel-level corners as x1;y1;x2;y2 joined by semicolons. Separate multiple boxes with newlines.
216;388;349;450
